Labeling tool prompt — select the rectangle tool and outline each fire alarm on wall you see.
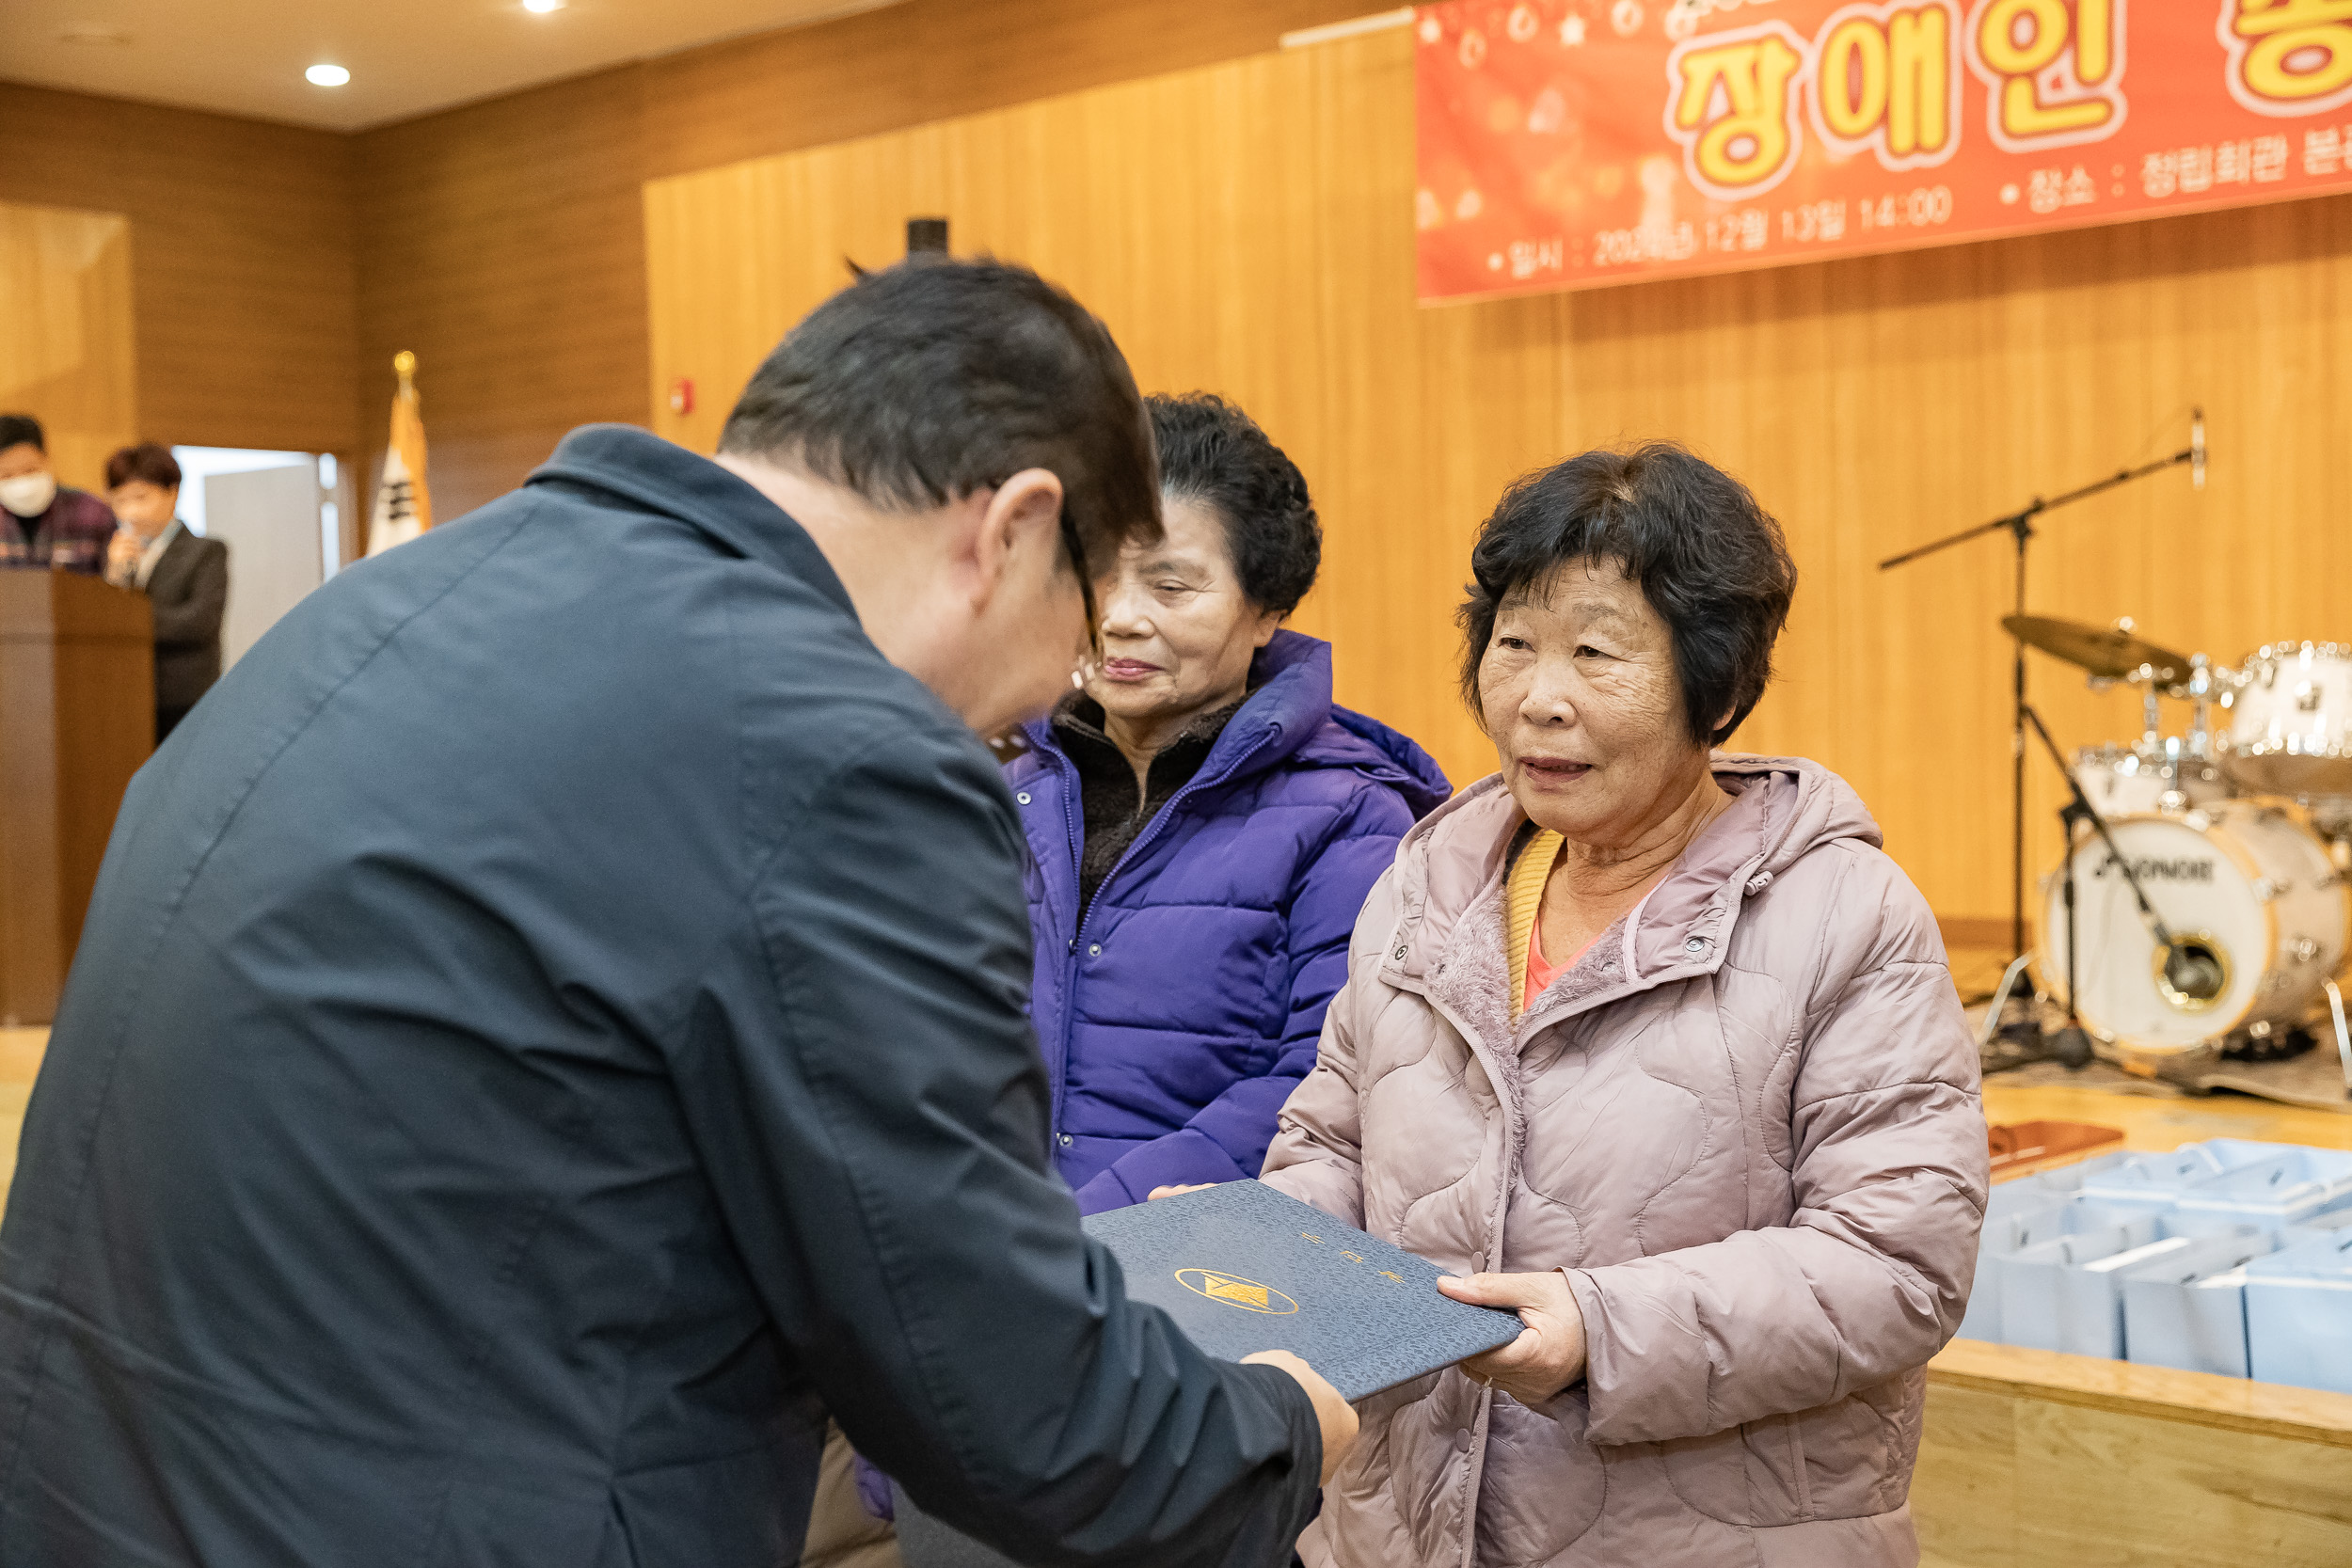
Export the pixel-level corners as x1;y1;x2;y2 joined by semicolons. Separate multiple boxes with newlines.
668;377;695;415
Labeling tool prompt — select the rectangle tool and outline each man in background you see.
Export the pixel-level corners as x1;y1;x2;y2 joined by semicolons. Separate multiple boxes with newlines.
103;441;230;742
0;413;114;574
0;259;1351;1568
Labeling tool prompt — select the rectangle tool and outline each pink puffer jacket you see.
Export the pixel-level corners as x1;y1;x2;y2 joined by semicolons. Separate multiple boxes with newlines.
1261;757;1986;1568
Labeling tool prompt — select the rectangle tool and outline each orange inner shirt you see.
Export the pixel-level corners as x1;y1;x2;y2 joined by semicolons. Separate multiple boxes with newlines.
1523;911;1592;1012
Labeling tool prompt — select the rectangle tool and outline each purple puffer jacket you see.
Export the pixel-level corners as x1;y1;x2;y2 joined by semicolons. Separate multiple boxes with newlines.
1006;630;1452;1215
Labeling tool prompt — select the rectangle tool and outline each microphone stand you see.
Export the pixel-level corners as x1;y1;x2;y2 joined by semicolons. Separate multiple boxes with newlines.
1878;443;2197;983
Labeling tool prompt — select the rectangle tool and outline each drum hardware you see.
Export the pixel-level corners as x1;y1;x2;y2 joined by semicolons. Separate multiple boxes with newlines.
2328;981;2352;1098
1994;702;2349;1074
2010;702;2210;1072
2217;1017;2316;1064
1979;950;2090;1072
1981;604;2352;1070
2069;716;2228;821
2032;704;2225;1004
1980;954;2037;1053
1879;421;2204;966
2039;795;2349;1057
2067;647;2227;818
2184;653;2220;760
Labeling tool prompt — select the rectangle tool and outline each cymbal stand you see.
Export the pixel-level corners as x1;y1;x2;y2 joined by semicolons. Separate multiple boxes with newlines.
1878;445;2198;985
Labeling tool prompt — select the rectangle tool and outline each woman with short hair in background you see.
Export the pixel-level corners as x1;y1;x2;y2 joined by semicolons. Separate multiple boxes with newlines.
1262;442;1986;1568
849;392;1451;1546
104;442;229;743
1008;391;1451;1213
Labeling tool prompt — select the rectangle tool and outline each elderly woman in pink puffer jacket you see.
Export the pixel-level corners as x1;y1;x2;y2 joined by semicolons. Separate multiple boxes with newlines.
1258;444;1987;1568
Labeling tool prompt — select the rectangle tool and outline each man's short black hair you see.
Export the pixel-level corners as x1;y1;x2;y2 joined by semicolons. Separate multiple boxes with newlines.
1458;442;1797;747
720;259;1160;578
0;414;46;454
1146;393;1320;618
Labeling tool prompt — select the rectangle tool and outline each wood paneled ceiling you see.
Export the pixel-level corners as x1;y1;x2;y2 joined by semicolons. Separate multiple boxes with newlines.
0;0;905;131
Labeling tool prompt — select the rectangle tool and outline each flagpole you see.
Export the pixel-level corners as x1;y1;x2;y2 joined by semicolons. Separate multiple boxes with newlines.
366;352;431;558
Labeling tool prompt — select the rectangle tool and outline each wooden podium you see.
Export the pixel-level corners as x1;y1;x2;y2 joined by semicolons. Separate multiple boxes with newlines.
0;572;152;1026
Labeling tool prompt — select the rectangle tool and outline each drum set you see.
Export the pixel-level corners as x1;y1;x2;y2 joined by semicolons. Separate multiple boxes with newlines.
1998;614;2352;1078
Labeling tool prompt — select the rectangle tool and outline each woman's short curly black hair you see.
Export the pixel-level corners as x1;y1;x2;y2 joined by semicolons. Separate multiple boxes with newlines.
1146;393;1321;617
1458;442;1796;747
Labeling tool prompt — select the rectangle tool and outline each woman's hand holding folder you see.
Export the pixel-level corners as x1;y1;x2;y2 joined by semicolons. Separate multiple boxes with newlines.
1437;1270;1590;1403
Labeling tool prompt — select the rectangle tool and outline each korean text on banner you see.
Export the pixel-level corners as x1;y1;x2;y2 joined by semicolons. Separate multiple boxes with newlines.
1416;1;2352;302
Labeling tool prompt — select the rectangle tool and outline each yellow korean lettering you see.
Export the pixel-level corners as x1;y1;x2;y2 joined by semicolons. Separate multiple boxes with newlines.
2226;0;2352;109
1967;0;2123;149
1670;24;1808;196
2076;0;2112;83
1890;7;1956;156
1820;18;1890;140
1814;4;1957;166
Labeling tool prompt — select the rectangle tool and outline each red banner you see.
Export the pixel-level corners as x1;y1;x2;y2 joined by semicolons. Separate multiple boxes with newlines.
1417;1;2352;301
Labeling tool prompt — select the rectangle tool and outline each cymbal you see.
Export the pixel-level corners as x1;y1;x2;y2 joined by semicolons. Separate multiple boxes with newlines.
2001;615;2190;684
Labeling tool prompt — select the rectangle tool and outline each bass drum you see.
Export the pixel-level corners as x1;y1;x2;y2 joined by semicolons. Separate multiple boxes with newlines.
2039;800;2349;1053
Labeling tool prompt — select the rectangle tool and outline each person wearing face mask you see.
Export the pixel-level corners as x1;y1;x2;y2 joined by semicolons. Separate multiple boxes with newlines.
1005;393;1452;1216
103;442;230;743
0;413;117;574
1258;443;1986;1568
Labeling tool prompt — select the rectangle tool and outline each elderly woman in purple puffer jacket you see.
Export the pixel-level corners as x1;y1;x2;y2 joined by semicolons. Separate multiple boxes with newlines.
841;393;1448;1544
1008;392;1451;1215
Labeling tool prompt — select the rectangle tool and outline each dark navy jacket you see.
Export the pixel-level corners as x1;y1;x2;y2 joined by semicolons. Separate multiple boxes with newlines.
0;427;1319;1568
1007;633;1450;1214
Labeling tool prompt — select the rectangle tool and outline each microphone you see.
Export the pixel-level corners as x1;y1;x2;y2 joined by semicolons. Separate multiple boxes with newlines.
2163;940;2226;1005
2192;407;2205;491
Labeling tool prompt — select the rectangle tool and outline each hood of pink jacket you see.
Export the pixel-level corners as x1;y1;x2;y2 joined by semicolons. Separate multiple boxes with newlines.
1387;754;1882;1013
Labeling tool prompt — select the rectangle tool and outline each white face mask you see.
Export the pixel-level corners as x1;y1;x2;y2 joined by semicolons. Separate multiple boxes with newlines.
0;471;57;519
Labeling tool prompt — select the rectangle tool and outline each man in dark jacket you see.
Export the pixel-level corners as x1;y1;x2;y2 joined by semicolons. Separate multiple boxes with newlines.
103;440;230;741
0;261;1352;1567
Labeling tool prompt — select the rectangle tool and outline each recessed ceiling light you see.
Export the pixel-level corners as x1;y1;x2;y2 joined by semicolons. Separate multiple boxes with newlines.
305;63;350;87
58;26;133;46
522;0;566;11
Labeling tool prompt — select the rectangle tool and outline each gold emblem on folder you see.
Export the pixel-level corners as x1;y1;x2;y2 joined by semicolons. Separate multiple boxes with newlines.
1175;1269;1300;1316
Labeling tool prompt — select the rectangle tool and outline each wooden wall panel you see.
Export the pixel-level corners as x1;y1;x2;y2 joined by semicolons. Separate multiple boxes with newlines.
0;202;136;493
349;0;1373;523
638;0;1396;182
0;84;356;459
644;29;2352;922
351;67;653;527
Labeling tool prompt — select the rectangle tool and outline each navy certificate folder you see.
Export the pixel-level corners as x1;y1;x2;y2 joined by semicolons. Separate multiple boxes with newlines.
1080;1179;1522;1402
891;1183;1525;1568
